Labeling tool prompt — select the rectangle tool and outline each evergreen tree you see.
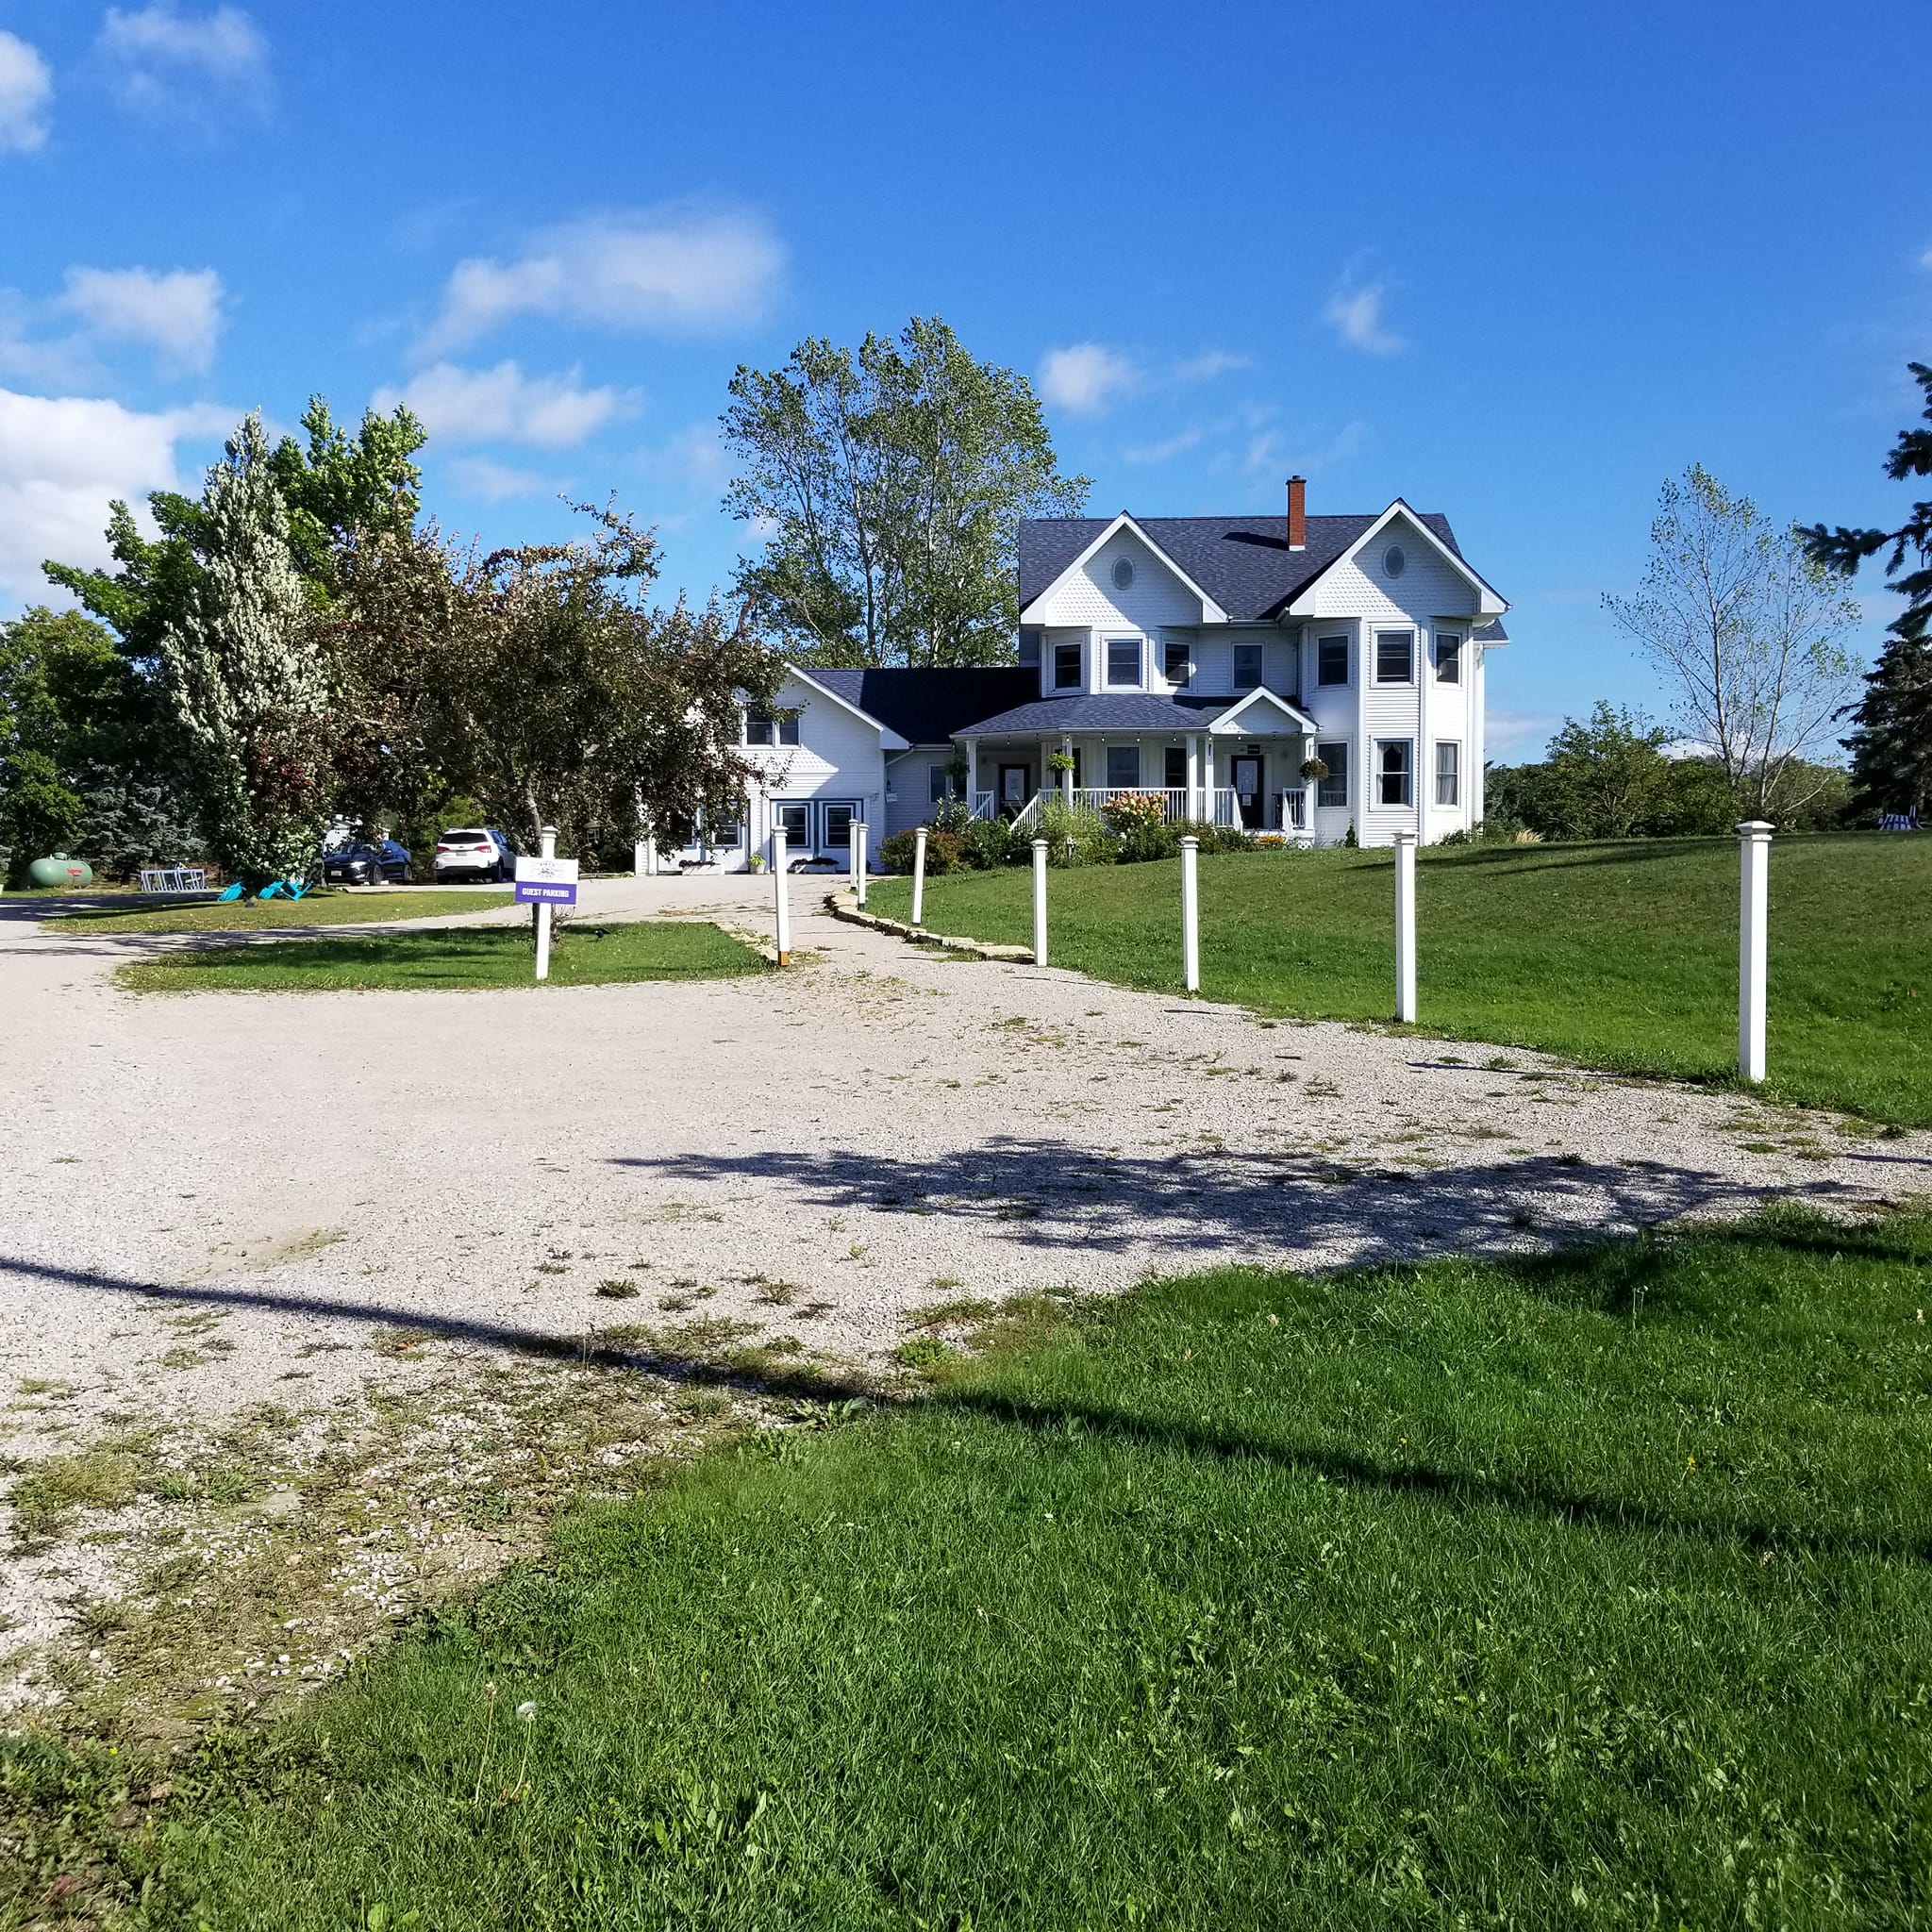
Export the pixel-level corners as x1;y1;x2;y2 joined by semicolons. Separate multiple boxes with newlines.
160;413;332;887
1804;362;1932;816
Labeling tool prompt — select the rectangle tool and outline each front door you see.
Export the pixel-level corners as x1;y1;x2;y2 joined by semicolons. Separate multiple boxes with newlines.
1232;754;1264;828
998;764;1031;813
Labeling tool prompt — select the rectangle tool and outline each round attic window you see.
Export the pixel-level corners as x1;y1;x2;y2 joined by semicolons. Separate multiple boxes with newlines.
1383;543;1407;579
1111;557;1135;591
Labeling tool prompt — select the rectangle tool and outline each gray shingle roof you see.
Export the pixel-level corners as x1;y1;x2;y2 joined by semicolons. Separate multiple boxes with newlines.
808;666;1040;744
956;692;1307;737
1020;511;1507;638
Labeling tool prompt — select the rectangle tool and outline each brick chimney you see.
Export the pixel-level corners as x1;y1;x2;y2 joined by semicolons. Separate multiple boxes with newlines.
1287;475;1306;551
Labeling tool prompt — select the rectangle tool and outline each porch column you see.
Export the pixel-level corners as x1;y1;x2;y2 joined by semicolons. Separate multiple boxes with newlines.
965;739;978;803
1060;732;1074;804
1185;735;1200;823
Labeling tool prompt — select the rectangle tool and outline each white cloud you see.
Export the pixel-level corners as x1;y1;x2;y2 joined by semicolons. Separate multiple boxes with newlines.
422;208;784;354
94;5;272;129
1174;350;1251;385
1485;710;1560;760
375;360;633;448
1037;342;1141;417
640;423;732;494
1124;428;1204;465
1323;273;1405;356
58;265;224;373
0;388;229;600
0;31;53;153
1038;341;1249;419
444;455;547;504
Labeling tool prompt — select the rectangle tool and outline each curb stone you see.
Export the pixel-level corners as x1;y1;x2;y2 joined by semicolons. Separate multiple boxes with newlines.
822;889;1035;964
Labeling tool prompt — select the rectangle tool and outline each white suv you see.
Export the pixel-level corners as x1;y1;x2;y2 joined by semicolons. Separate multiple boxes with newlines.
434;827;516;882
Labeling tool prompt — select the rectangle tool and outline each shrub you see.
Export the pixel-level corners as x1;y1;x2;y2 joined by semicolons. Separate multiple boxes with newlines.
879;827;966;874
1034;796;1115;866
1101;791;1177;863
959;816;1013;869
1174;819;1252;855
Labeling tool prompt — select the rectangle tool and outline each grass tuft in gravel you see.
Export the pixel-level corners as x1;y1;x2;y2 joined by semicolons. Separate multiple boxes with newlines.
115;920;765;993
73;1202;1932;1929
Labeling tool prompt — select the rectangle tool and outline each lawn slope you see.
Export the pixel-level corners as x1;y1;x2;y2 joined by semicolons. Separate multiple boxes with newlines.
108;1207;1932;1928
871;833;1932;1125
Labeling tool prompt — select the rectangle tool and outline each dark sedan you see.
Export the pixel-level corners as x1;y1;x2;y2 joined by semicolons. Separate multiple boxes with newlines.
323;838;412;885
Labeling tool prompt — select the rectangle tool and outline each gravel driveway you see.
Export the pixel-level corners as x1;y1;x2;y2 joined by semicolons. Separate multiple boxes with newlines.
4;873;1924;1419
1;874;1924;1713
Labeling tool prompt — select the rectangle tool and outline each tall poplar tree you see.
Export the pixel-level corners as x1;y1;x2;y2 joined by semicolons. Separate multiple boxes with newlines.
160;413;332;887
723;318;1090;668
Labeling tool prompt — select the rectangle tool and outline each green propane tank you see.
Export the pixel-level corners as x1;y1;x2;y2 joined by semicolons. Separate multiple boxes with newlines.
28;855;93;889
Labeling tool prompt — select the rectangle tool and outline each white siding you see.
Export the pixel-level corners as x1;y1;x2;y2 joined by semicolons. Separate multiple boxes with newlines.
729;671;887;865
1026;528;1207;692
1297;517;1488;845
883;747;956;838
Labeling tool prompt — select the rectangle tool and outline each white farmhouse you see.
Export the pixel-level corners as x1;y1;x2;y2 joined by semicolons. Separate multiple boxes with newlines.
675;479;1508;866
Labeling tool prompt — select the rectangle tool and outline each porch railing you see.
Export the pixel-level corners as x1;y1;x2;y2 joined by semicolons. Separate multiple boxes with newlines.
970;791;997;821
1021;787;1244;828
1278;787;1308;831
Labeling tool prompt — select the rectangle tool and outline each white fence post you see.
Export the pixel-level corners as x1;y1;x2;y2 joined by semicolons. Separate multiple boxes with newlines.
1738;820;1773;1082
535;824;558;982
771;826;791;965
1031;838;1048;967
1392;828;1416;1023
1180;835;1200;992
910;825;927;926
854;822;869;907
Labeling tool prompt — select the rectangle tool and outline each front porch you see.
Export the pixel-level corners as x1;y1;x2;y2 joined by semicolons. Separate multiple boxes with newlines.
963;731;1315;836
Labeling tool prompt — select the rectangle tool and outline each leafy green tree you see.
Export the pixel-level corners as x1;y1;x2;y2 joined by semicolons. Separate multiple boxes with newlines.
723;317;1089;667
1538;704;1675;839
341;504;786;863
1605;463;1862;818
1804;362;1932;816
0;608;198;883
160;413;333;888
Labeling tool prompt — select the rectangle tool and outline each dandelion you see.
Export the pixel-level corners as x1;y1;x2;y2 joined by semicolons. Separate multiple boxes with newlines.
516;1701;538;1721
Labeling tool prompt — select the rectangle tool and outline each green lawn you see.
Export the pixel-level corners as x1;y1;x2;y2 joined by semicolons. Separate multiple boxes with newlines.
871;833;1932;1126
45;888;513;934
50;1207;1930;1927
116;919;763;992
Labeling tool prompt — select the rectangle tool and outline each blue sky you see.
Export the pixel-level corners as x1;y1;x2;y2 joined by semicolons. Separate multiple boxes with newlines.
1;0;1924;757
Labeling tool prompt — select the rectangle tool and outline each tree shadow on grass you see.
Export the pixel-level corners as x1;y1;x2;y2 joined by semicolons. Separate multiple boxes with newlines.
1;1224;1925;1567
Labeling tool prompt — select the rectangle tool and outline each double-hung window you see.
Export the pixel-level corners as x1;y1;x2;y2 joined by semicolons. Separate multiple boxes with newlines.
1375;630;1414;684
1377;740;1413;807
1106;637;1142;688
1164;745;1188;790
1317;635;1350;686
1106;743;1141;789
745;708;800;746
1434;633;1462;684
1315;740;1349;808
1232;642;1264;691
930;763;961;804
1435;741;1460;807
1164;639;1192;688
1054;641;1083;690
